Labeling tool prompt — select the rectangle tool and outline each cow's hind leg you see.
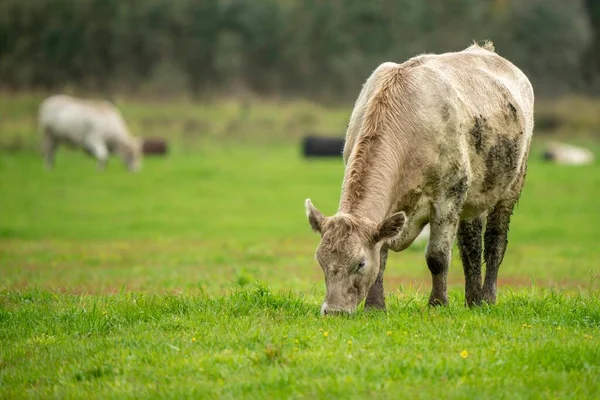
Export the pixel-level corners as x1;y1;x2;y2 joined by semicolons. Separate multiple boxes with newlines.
457;216;484;306
365;247;388;310
426;205;461;306
42;128;57;169
483;199;517;304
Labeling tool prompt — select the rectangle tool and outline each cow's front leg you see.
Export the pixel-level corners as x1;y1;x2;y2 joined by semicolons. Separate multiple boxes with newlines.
97;158;108;171
426;205;460;306
84;137;109;172
364;247;388;310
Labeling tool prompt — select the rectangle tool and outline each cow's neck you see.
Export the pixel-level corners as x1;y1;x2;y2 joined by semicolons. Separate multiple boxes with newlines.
338;143;403;224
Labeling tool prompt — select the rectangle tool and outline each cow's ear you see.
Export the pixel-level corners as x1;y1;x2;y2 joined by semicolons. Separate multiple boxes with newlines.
305;199;325;234
372;212;406;244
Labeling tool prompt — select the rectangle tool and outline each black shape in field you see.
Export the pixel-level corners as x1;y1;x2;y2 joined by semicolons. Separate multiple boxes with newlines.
302;135;344;158
542;150;556;161
142;137;168;156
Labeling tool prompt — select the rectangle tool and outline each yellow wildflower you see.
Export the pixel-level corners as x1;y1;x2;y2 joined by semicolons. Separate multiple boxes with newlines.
386;331;392;336
191;337;196;343
347;340;352;345
460;350;468;359
323;331;329;337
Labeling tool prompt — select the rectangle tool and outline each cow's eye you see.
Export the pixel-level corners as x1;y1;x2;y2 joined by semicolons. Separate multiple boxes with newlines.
357;259;366;270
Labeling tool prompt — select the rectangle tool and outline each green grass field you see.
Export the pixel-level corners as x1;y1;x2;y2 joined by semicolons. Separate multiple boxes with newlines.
1;94;600;398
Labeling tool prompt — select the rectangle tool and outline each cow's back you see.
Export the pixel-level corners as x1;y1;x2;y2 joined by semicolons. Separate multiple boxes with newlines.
412;46;534;138
397;45;534;215
39;95;128;145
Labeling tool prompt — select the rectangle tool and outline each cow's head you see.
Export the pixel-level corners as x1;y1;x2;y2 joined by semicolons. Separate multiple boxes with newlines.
305;199;406;315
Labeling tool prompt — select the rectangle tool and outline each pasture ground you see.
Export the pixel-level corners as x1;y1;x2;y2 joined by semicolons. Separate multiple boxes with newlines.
1;94;600;398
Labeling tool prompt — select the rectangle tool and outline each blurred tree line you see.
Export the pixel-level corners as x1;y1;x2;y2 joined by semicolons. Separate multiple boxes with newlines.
0;0;597;101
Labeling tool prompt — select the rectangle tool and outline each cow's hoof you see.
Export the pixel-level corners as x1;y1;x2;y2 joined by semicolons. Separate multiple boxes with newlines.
465;294;483;307
428;296;449;306
364;302;386;312
482;293;497;305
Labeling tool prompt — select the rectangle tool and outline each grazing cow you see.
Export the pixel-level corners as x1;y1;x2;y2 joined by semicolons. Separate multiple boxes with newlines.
542;142;594;166
305;42;534;314
39;95;142;172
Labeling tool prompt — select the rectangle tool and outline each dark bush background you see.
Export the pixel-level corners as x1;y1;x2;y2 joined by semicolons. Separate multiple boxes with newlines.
0;0;598;101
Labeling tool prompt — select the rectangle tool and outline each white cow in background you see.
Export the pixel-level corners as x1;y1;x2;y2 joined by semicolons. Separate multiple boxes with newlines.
542;142;594;166
39;95;143;172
